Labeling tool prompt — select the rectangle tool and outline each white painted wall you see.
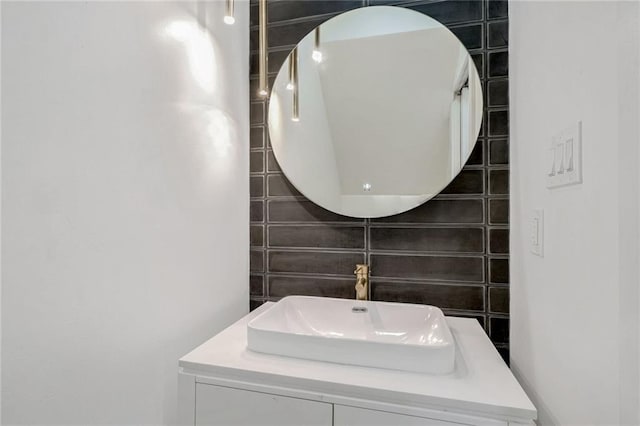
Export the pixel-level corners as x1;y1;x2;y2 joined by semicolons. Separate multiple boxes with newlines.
510;2;640;425
1;1;249;424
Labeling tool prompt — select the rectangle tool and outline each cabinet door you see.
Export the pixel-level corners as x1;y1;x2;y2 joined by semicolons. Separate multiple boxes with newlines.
334;405;473;426
195;383;333;426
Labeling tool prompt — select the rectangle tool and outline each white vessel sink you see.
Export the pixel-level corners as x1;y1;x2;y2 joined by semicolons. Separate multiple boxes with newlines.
247;296;455;374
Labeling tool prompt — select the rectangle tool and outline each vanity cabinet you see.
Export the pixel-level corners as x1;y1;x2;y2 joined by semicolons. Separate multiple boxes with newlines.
179;303;536;426
194;384;332;425
334;405;470;426
192;383;482;426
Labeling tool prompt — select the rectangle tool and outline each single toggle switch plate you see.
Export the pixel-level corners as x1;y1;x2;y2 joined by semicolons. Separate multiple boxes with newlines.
530;209;544;257
547;121;582;188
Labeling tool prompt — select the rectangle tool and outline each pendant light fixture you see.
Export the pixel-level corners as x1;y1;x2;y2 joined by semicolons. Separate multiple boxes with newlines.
312;27;323;63
286;51;295;90
291;47;299;121
224;0;235;25
258;0;269;97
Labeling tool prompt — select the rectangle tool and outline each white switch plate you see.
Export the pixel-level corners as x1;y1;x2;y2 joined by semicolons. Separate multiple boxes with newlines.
547;121;582;189
530;209;544;257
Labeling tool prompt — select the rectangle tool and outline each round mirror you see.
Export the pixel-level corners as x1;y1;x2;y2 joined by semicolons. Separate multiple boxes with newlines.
268;6;483;218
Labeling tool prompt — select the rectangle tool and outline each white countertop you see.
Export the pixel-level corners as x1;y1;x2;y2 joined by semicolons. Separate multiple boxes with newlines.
179;303;536;423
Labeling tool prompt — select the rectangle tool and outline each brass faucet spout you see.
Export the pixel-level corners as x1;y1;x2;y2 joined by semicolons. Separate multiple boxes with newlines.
354;264;369;300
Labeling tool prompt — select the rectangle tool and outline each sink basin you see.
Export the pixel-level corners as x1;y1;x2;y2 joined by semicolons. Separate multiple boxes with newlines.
247;296;455;374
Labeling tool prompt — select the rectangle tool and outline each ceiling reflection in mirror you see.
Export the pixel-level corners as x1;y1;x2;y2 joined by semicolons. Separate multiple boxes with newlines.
268;6;483;218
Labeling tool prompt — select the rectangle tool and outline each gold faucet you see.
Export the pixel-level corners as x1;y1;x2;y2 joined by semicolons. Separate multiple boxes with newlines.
354;264;369;300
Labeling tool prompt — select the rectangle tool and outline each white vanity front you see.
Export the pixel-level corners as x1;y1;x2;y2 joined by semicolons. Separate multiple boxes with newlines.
178;301;536;426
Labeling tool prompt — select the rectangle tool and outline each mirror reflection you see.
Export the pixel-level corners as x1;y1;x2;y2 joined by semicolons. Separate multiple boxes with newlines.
268;6;483;218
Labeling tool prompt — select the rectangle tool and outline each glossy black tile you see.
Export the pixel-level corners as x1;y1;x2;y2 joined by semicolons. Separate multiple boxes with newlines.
269;276;355;299
489;287;509;313
250;151;264;173
488;21;508;48
371;281;484;311
250;299;264;311
446;312;486;328
250;250;264;273
488;0;508;20
408;1;483;25
490;317;509;343
368;0;401;4
373;199;484;224
471;53;484;79
250;126;265;149
489;110;509;136
467;140;484;165
488;79;508;107
268;225;365;249
250;275;264;296
267;50;292;74
370;227;484;253
267;151;281;172
250;200;264;222
251;225;264;246
268;1;362;23
497;346;509;365
269;251;365;275
250;3;258;26
489;258;509;284
268;18;326;48
441;170;484;194
489;229;509;254
450;23;483;50
267;174;302;197
268;199;359;223
250;102;265;124
250;176;264;198
489;199;509;224
488;51;508;77
489;139;509;165
371;254;484;282
489;169;509;195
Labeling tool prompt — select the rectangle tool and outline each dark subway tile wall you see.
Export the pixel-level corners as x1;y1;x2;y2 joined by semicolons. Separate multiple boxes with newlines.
489;228;509;254
250;225;264;246
369;227;484;253
489;286;509;313
250;176;264;198
249;0;509;354
450;24;483;50
371;254;484;282
488;21;508;48
489;139;509;165
373;199;484;224
268;199;361;223
269;275;356;298
489;199;509;224
488;79;508;107
407;1;483;24
267;174;302;197
268;251;365;275
441;170;485;194
372;281;485;311
250;151;264;173
489;169;509;195
490;258;509;284
268;225;366;249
